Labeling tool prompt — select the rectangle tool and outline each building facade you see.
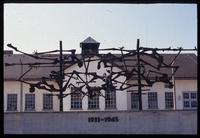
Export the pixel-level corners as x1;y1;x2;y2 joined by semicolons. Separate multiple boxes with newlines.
4;37;197;112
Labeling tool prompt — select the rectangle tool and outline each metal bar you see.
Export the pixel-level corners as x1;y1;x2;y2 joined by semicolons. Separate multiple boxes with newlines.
82;57;89;83
63;72;76;91
20;59;23;112
120;48;128;71
35;50;59;54
169;49;182;66
18;67;33;81
137;39;142;111
140;46;197;51
172;61;177;110
59;41;63;112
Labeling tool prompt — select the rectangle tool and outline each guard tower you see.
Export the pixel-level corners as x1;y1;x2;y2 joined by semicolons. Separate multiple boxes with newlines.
80;36;100;55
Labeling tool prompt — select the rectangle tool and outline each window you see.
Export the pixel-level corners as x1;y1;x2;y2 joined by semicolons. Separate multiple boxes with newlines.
183;91;197;109
88;94;99;109
165;92;174;109
131;93;139;110
148;92;158;109
7;94;17;111
25;94;35;111
105;90;116;109
71;88;82;109
43;94;53;110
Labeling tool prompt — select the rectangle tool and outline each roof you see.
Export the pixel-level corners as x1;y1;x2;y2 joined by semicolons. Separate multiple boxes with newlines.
4;52;197;80
115;53;197;79
80;37;100;44
4;54;62;80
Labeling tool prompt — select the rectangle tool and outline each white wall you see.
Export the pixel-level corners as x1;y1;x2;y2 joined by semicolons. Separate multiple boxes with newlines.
175;80;197;109
63;56;127;111
4;80;60;112
4;81;21;112
127;79;197;110
4;64;197;112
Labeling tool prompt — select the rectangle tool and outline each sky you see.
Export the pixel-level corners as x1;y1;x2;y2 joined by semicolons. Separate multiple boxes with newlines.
4;4;197;54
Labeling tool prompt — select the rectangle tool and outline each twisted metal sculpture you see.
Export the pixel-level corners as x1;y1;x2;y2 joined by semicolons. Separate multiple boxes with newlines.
5;39;197;111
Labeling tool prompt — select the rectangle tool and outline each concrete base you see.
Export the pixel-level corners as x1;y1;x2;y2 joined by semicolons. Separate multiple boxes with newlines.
4;110;197;134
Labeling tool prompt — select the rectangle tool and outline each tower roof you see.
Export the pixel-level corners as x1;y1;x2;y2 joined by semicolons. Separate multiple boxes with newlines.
80;37;100;44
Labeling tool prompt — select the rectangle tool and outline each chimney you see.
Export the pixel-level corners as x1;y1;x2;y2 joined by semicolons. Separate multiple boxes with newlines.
80;37;100;55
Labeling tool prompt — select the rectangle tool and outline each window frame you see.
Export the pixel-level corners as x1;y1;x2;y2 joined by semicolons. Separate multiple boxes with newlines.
131;92;139;110
70;87;82;110
105;90;116;109
148;92;158;109
165;92;174;109
43;94;53;111
183;91;197;110
25;93;35;111
88;94;100;110
7;94;18;111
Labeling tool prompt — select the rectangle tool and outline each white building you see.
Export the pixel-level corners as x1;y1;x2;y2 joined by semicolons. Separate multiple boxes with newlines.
4;37;197;112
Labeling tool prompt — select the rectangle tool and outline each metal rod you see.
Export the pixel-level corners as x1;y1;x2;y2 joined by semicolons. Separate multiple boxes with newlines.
172;61;177;110
18;67;33;81
59;41;63;112
137;39;142;111
20;59;23;112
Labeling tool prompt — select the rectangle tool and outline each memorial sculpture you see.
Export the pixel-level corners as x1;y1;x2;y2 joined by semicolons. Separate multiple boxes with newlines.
5;39;197;111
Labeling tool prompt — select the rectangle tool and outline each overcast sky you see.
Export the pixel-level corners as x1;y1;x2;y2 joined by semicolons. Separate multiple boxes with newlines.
4;4;197;54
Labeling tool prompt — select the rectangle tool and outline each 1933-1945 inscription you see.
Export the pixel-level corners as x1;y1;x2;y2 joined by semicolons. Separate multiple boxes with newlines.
88;117;119;123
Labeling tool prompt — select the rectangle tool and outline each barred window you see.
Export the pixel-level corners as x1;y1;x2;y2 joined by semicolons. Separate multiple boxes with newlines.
148;92;158;109
105;90;116;109
71;88;82;109
165;92;174;109
131;93;139;110
88;95;99;109
7;94;17;111
183;91;197;109
43;94;53;110
25;94;35;111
